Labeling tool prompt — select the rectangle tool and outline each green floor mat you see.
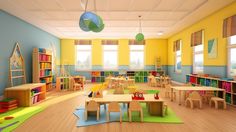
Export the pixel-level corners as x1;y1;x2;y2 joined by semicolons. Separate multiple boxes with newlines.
0;106;44;132
122;103;183;123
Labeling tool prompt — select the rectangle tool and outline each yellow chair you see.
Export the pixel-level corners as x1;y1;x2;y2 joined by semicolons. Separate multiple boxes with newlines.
185;91;202;109
128;101;143;122
107;102;122;123
84;100;100;121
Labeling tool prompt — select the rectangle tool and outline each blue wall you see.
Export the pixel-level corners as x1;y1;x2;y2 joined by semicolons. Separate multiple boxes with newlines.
0;10;60;95
167;65;227;83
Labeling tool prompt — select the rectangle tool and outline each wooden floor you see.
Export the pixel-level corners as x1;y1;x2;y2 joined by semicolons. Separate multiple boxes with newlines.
15;83;236;132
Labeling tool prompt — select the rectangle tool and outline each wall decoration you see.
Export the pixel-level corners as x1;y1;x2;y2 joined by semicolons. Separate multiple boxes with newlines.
208;38;217;58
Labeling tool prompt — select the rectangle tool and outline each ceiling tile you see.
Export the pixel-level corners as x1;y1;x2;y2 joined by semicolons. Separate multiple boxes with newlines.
57;0;84;11
131;0;161;11
35;0;63;10
154;0;183;11
45;11;73;20
14;0;41;10
177;0;207;11
108;0;132;11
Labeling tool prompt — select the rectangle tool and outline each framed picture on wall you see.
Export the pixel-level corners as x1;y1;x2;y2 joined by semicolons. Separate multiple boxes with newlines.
208;38;217;58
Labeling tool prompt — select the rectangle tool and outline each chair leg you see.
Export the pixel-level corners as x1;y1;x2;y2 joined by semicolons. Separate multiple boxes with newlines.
223;102;227;109
129;110;131;122
199;101;202;109
209;100;212;107
140;110;143;122
214;101;218;109
120;111;122;123
84;111;87;121
190;100;194;109
97;110;99;121
106;111;109;122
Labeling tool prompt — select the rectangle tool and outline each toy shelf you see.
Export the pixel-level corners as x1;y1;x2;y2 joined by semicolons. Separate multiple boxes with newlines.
186;74;236;106
56;77;73;91
4;83;46;106
91;70;165;83
33;48;53;91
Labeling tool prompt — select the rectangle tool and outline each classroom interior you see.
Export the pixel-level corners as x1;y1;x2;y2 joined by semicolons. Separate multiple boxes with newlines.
1;0;236;132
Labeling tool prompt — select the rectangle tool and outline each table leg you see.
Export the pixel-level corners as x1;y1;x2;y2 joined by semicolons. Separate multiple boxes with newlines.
179;90;181;105
171;88;173;101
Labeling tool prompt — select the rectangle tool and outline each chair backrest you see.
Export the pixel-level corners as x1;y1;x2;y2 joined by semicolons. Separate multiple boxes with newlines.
129;101;142;110
108;102;120;111
150;76;156;83
114;87;124;94
87;100;99;111
190;91;201;100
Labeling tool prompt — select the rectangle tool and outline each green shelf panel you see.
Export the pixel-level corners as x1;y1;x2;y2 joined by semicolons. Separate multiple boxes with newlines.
144;71;148;76
101;77;105;82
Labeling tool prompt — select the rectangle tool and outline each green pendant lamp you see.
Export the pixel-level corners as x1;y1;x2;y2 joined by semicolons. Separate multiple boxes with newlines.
135;15;144;42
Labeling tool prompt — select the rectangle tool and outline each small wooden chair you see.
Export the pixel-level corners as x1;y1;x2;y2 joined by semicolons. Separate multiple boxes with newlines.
73;79;82;91
185;91;202;109
84;100;100;121
210;97;226;109
107;102;122;123
114;87;125;94
165;84;176;100
128;101;143;122
150;76;157;87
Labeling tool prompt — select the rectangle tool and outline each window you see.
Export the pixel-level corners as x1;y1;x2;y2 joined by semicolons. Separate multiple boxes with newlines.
103;45;118;69
228;35;236;76
175;41;182;73
75;45;91;70
193;44;204;73
130;45;144;69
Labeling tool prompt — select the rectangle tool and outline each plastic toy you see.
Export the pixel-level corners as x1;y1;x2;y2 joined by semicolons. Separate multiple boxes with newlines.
132;92;144;100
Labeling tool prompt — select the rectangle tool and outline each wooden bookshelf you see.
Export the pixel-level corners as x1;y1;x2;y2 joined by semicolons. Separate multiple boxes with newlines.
186;74;236;106
32;48;53;91
56;77;73;91
4;83;46;106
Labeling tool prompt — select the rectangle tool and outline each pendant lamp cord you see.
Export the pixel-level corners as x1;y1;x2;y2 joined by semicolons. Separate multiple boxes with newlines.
84;0;88;12
139;16;142;33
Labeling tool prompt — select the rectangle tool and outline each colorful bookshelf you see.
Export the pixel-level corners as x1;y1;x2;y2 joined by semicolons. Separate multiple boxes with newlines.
32;48;53;91
186;74;236;106
91;71;119;83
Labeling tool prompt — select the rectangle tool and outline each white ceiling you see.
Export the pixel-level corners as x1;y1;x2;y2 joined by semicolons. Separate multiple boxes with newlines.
0;0;235;39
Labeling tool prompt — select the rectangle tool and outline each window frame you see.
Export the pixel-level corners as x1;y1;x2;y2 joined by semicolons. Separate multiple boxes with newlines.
129;45;145;70
193;44;204;74
102;45;118;70
175;40;182;73
75;45;92;71
227;35;236;77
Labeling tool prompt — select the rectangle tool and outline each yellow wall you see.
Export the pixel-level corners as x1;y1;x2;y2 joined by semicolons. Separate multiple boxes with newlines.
168;2;236;66
60;38;168;66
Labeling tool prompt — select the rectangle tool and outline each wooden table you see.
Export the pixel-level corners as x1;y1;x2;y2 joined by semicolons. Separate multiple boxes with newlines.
85;94;165;116
170;86;226;105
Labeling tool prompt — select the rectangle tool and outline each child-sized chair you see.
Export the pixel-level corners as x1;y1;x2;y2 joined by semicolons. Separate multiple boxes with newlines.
209;97;226;109
128;101;143;122
84;100;100;121
107;102;122;123
185;91;202;109
165;84;176;100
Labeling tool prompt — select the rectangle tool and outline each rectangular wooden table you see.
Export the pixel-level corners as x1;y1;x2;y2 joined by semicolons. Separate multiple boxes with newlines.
85;94;165;116
170;86;226;105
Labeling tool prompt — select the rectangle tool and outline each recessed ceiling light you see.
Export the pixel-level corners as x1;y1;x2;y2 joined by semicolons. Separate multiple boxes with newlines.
157;32;163;35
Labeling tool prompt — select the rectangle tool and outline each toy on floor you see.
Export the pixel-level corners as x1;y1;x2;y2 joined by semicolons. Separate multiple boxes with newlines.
0;98;18;113
0;116;15;124
132;92;144;100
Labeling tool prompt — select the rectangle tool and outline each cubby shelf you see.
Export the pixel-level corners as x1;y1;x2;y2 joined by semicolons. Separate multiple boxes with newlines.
91;70;165;83
186;74;236;106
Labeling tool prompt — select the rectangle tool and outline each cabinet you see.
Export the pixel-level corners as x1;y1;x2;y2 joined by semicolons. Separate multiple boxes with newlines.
4;83;46;106
32;48;53;91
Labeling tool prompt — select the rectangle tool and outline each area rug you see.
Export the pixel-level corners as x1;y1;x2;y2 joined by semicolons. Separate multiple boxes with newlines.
74;103;183;127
